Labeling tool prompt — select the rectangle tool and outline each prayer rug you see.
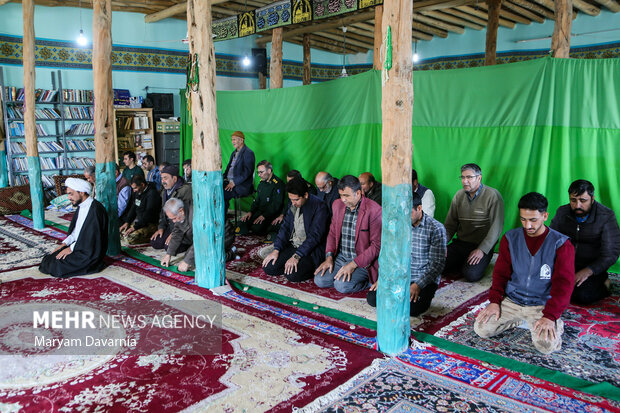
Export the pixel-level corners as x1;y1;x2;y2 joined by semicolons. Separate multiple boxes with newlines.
435;289;620;388
0;266;381;412
0;185;31;215
300;344;620;413
0;216;61;272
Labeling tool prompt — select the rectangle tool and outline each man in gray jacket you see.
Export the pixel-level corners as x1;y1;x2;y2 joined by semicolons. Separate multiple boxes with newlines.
444;163;504;282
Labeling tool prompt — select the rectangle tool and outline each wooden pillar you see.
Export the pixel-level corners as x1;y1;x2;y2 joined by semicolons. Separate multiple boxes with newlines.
377;0;413;355
485;0;502;66
258;72;266;89
270;27;283;89
188;0;226;288
22;0;44;229
373;5;383;70
93;0;121;255
302;33;311;85
551;0;572;57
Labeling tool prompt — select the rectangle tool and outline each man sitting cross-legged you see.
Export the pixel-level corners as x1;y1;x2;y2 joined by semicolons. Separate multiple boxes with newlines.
262;177;329;282
367;192;446;316
474;192;575;354
314;175;382;293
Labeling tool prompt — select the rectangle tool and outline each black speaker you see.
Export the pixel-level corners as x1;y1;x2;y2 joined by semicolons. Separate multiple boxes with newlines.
252;48;267;75
145;93;174;120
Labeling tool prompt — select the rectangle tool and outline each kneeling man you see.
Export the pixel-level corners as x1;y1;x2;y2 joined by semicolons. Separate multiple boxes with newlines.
475;192;574;354
262;177;329;282
367;192;446;316
39;178;108;278
314;175;381;293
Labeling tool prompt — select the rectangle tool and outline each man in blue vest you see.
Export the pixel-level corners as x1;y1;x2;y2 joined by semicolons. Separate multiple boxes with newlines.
474;192;575;354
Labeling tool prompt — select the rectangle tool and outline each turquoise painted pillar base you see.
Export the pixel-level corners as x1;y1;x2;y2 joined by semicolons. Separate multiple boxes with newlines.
193;170;226;289
377;183;413;355
26;156;45;229
96;161;121;256
0;148;8;188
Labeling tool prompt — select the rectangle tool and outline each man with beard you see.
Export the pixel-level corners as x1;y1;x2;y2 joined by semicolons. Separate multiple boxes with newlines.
551;180;620;304
475;193;574;354
150;165;192;250
120;175;162;245
39;178;108;278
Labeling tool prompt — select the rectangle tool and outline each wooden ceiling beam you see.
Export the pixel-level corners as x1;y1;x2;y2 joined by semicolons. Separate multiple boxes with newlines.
414;12;465;33
507;0;554;18
0;0;12;5
412;21;449;37
478;2;532;24
352;22;376;32
456;5;516;28
144;0;228;23
211;5;239;16
331;28;375;44
314;30;373;49
421;10;485;30
442;8;488;25
256;10;375;45
414;0;478;11
412;30;434;41
572;0;600;15
345;25;375;40
295;34;367;53
591;0;620;12
502;1;546;22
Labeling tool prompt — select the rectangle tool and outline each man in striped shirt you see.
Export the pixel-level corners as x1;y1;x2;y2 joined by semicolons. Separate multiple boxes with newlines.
367;192;447;316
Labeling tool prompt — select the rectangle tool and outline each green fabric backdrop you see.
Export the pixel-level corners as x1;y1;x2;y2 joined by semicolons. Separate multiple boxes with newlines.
180;56;620;270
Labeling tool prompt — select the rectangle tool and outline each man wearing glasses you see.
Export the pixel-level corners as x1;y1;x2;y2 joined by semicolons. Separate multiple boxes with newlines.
444;163;504;282
237;160;285;236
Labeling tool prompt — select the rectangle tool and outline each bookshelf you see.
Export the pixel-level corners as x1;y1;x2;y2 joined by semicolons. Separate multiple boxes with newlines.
113;108;155;168
0;68;95;200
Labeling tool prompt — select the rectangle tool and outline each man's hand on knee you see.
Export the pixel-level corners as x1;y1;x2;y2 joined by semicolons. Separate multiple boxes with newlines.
476;302;500;324
314;256;333;277
467;248;484;266
334;261;357;282
534;317;556;341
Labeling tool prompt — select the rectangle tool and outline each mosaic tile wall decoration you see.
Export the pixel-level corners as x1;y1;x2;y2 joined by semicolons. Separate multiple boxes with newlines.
1;34;618;83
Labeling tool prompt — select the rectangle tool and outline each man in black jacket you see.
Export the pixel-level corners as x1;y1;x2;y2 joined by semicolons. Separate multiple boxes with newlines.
262;177;329;282
120;175;162;245
550;179;620;304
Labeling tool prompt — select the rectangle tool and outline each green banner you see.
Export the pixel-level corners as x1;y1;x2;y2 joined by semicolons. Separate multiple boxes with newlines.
181;57;620;270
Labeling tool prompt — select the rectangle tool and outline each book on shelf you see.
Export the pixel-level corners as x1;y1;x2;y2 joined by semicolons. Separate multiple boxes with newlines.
66;139;95;151
63;106;94;120
142;134;153;149
37;141;64;153
66;157;95;169
62;89;93;103
8;142;27;154
66;123;95;136
11;174;55;189
8;122;49;137
2;87;58;102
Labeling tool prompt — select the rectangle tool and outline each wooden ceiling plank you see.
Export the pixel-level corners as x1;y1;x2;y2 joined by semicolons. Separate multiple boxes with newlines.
456;5;516;28
442;8;488;25
307;34;367;53
256;10;375;45
507;0;554;18
572;0;601;15
412;30;433;40
421;10;485;30
144;0;228;23
414;0;478;11
211;5;238;16
346;25;375;40
412;21;449;37
503;1;546;22
315;30;373;49
479;2;532;23
413;12;465;33
590;0;620;12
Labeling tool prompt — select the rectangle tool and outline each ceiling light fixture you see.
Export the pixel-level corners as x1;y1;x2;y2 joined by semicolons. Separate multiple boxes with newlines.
413;40;419;63
340;26;348;78
76;0;87;46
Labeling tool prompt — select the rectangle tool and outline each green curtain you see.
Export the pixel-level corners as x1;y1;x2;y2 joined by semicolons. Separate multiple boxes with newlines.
180;57;620;270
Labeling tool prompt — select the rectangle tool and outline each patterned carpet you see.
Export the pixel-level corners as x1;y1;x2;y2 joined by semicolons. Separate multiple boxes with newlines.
436;285;620;388
0;216;61;272
0;265;381;412
300;345;619;412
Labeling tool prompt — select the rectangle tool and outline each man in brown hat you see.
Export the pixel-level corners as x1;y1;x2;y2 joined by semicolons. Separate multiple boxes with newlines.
223;131;255;212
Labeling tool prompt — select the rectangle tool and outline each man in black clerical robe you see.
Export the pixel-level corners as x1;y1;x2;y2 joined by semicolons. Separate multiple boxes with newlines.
39;178;108;278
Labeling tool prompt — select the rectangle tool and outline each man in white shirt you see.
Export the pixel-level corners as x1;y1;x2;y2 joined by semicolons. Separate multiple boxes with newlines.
39;178;108;278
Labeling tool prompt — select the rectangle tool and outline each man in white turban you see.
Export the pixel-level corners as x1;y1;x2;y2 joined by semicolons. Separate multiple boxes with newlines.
39;178;109;278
